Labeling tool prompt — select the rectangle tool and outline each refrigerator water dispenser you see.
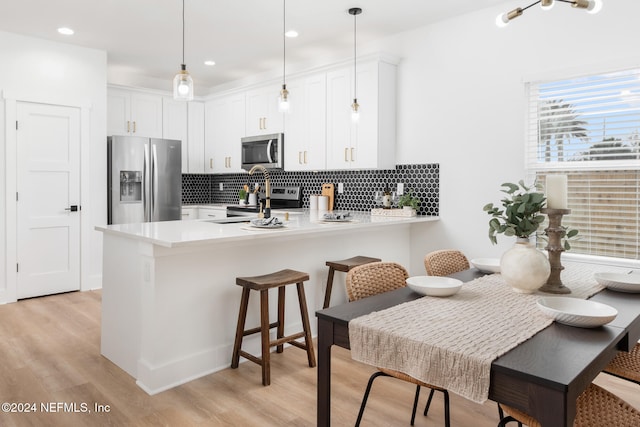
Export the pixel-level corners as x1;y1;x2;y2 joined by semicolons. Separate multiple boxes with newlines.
120;170;142;202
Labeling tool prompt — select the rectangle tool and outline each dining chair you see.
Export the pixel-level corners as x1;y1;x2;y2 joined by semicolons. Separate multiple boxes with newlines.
424;249;470;277
497;383;640;426
604;342;640;385
346;262;451;427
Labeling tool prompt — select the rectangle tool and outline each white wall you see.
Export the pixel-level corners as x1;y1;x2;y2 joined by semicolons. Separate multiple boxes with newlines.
0;31;107;303
367;0;640;274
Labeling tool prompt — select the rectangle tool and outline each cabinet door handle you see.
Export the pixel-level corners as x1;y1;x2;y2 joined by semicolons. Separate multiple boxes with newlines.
226;157;230;168
350;147;355;162
344;148;348;162
210;158;213;169
127;121;130;133
298;151;302;164
133;121;137;133
304;151;308;164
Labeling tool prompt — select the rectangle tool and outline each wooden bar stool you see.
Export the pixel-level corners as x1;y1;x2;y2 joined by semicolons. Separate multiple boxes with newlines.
323;256;381;308
231;269;316;386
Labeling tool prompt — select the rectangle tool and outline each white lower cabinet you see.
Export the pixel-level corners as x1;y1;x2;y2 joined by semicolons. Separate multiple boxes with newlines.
196;208;227;219
181;207;196;220
181;207;228;220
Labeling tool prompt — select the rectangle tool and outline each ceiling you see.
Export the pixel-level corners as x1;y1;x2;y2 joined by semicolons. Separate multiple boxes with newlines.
0;0;505;93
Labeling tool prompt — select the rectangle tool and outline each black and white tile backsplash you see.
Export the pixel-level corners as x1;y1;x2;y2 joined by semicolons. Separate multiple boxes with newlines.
182;163;439;216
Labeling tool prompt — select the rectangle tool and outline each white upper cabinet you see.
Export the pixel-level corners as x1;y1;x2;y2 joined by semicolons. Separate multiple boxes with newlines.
245;85;284;136
162;98;205;174
187;102;205;174
162;97;188;172
205;93;246;173
284;74;327;171
326;59;396;170
108;88;163;138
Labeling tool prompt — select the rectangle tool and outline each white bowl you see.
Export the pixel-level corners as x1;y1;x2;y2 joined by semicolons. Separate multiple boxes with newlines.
406;276;463;297
594;272;640;293
470;258;501;274
536;297;617;328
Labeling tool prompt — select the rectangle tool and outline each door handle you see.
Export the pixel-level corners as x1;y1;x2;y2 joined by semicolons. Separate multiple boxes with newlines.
65;205;79;212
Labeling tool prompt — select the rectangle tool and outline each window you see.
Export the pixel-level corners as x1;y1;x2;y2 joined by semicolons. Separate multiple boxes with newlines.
526;69;640;261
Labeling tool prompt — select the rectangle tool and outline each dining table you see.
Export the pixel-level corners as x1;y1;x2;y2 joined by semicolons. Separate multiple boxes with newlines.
315;268;640;427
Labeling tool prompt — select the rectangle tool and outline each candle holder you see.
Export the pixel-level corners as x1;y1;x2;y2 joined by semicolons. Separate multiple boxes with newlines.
539;208;572;294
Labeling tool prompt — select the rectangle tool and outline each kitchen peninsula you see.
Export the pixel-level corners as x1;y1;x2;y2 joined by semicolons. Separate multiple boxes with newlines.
96;211;437;394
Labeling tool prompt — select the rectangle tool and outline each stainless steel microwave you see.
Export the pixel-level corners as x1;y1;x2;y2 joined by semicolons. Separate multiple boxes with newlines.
241;133;284;170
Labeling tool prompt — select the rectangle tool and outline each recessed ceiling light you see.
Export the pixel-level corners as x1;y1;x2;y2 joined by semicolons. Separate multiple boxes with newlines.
204;60;216;66
57;27;74;35
285;30;298;38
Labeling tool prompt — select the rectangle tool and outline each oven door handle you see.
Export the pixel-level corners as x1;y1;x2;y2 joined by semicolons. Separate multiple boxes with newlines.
266;139;274;163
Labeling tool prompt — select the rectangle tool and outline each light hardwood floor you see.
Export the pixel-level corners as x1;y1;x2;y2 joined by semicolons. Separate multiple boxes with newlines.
0;290;638;427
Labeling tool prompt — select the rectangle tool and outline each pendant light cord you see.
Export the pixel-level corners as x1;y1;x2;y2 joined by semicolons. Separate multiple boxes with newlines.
283;0;286;86
353;10;357;100
182;0;185;65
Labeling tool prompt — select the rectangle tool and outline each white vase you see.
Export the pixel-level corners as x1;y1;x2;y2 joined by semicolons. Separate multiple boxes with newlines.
500;237;550;294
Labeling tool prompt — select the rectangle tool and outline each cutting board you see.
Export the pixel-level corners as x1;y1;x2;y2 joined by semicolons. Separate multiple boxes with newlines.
321;183;334;211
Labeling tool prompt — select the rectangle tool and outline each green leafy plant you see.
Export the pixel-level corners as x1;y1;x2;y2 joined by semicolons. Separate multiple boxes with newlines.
239;189;247;199
483;181;546;245
398;189;420;210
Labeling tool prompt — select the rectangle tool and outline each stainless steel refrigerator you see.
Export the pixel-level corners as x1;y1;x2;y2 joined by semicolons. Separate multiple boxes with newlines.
107;136;182;224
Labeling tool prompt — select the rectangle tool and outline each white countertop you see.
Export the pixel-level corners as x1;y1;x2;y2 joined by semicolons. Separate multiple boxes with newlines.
96;211;439;248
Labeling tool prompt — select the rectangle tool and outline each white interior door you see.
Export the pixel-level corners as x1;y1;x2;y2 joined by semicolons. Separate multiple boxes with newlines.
16;102;81;299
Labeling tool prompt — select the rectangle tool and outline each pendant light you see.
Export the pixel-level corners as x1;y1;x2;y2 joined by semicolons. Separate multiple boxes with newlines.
278;0;290;113
173;0;194;101
349;7;362;123
496;0;602;27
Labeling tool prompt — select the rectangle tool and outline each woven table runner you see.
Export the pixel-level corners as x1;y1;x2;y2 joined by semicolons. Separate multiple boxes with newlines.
349;262;612;403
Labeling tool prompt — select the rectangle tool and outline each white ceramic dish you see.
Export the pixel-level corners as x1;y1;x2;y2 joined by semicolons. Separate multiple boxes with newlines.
470;258;501;274
536;297;617;328
406;276;463;297
322;212;352;222
594;272;640;293
250;218;284;229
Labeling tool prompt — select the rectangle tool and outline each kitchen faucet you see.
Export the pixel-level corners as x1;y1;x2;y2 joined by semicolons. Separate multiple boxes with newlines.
248;165;271;218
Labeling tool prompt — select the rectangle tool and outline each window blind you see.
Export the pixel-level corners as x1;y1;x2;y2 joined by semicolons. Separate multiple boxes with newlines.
526;69;640;261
